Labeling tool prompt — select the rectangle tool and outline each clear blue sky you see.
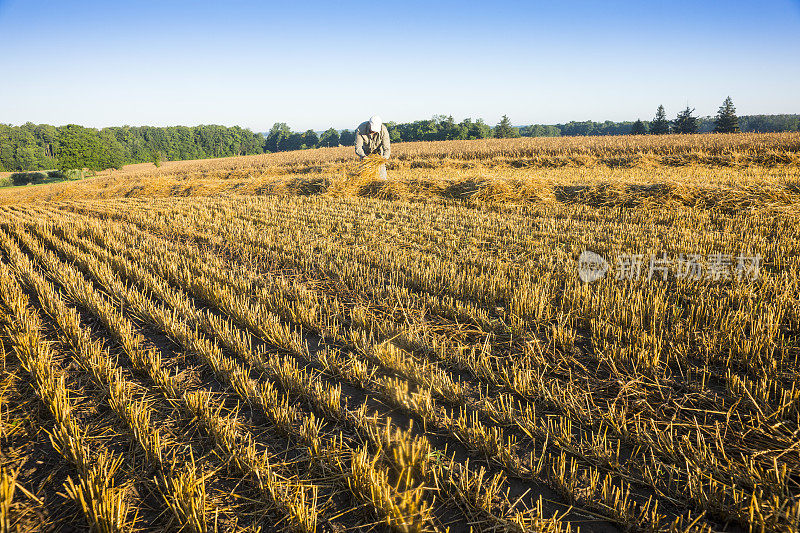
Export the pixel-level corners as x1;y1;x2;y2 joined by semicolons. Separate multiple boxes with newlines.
1;0;798;131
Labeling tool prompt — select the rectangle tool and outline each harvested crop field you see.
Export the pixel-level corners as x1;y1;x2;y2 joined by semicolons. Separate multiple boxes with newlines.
0;133;799;532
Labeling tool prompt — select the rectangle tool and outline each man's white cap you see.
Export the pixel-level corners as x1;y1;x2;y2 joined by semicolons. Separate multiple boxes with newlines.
369;115;382;133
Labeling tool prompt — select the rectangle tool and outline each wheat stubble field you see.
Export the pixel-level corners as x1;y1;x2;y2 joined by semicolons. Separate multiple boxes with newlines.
0;133;799;533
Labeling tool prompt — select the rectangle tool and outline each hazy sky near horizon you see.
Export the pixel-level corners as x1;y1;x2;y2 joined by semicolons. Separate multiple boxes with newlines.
1;0;799;132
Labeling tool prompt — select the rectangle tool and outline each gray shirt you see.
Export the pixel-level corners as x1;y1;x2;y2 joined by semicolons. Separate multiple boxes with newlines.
354;121;391;159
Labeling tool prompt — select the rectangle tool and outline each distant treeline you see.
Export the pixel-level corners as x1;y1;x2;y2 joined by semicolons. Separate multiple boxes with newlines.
263;112;800;151
381;113;800;141
2;112;798;172
553;114;800;137
0;123;265;172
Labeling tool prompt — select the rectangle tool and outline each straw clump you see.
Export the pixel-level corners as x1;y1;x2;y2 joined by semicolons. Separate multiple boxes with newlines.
357;153;388;180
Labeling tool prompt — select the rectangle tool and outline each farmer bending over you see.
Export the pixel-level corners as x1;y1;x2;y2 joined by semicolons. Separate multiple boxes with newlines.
355;115;391;179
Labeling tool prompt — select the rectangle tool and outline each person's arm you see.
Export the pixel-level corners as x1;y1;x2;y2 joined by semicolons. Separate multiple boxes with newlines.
354;125;366;158
380;125;391;159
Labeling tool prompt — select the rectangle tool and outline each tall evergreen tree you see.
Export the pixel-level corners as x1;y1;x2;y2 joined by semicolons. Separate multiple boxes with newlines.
714;96;740;133
650;105;670;134
674;106;699;134
631;119;647;135
494;115;519;138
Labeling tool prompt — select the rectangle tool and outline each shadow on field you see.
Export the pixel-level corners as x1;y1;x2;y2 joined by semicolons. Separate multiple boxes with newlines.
357;180;405;200
4;164;799;213
442;179;481;199
553;184;593;203
551;181;800;212
273;174;800;212
554;183;674;208
288;176;330;195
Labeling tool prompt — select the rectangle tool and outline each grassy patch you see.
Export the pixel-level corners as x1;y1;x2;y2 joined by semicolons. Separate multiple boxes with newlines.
1;170;86;189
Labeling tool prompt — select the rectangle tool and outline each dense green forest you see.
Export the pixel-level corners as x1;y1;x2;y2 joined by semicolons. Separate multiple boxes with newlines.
0;124;265;172
2;110;798;173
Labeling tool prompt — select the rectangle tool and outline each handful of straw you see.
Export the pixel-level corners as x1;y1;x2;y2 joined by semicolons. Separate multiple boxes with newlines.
357;153;387;180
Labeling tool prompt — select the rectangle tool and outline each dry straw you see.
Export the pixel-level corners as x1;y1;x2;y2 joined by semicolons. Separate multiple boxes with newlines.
356;153;388;180
0;131;799;532
2;132;799;206
0;466;17;533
